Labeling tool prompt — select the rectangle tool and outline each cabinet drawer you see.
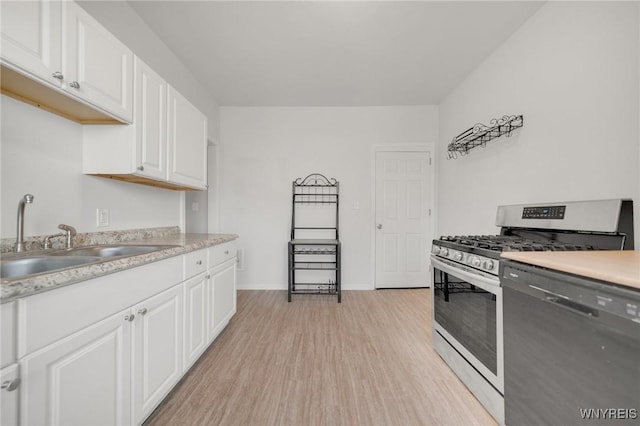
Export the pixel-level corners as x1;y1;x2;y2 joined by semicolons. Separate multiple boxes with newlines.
1;302;16;368
210;242;236;267
184;249;207;279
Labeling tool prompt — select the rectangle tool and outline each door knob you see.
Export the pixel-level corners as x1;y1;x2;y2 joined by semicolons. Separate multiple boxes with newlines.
1;379;20;392
376;224;383;229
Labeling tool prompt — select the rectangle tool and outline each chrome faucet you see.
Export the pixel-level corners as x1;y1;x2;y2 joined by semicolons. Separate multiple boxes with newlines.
58;224;77;249
15;194;34;252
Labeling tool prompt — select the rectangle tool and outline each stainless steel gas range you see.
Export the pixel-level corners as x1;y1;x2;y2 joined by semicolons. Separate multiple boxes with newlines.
429;199;634;424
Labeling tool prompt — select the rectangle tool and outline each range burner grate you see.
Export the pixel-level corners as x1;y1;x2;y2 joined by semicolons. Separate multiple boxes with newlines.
439;235;595;252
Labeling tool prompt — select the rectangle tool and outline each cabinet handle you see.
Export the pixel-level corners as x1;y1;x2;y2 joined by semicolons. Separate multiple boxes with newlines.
205;274;211;279
1;379;20;392
69;81;80;89
124;314;135;322
138;308;148;315
196;260;202;265
51;71;64;80
224;250;229;255
137;166;144;171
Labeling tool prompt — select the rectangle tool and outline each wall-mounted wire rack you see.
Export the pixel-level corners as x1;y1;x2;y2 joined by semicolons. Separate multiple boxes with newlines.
447;114;523;159
288;173;341;302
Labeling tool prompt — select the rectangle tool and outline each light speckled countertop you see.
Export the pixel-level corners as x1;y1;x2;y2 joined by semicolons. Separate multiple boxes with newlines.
1;230;238;303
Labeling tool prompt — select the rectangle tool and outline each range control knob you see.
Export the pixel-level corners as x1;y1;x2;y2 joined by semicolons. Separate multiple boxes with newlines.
453;251;463;261
432;246;441;255
469;256;481;267
483;260;495;271
440;248;449;257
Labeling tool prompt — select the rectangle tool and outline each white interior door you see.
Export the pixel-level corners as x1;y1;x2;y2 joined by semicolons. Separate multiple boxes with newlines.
375;150;432;288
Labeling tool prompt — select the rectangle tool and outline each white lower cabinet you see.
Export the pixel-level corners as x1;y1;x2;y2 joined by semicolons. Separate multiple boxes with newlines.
183;273;208;371
132;285;183;424
20;309;132;426
13;242;237;425
1;363;20;426
206;259;237;343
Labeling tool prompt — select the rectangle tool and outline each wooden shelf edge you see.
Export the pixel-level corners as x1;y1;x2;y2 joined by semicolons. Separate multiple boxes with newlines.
87;173;203;191
1;63;126;125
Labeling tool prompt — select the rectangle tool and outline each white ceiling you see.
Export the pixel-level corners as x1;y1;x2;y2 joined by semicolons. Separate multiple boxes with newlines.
129;1;544;106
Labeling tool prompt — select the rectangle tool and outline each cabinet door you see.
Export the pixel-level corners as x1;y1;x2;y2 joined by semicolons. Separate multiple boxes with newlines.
21;309;132;426
0;363;20;426
167;86;207;189
134;57;167;181
132;285;183;424
206;261;236;343
183;273;208;371
64;1;133;122
0;0;62;86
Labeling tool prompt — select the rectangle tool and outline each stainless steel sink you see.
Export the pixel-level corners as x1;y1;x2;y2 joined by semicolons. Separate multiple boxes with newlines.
55;244;178;258
0;256;103;279
1;244;179;280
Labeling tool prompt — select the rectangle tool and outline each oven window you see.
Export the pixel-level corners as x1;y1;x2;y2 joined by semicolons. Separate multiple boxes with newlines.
433;268;497;374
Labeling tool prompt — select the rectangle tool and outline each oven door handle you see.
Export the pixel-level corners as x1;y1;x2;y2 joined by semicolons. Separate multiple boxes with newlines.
430;256;500;291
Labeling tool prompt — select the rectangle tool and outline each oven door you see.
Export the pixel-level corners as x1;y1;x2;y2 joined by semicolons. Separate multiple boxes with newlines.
430;256;503;393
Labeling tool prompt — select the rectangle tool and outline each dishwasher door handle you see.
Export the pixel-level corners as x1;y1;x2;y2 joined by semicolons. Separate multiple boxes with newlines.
545;295;600;318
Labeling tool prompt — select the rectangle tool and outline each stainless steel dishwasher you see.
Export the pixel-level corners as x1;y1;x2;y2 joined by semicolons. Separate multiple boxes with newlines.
502;260;640;425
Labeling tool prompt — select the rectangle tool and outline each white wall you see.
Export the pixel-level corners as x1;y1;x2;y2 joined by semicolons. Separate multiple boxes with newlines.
219;106;438;290
438;1;640;249
1;96;181;237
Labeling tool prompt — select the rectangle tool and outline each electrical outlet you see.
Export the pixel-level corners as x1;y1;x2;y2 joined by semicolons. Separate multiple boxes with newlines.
191;202;199;212
352;201;360;210
96;208;110;227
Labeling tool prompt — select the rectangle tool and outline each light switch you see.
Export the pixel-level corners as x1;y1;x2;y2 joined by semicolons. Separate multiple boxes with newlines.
97;208;110;227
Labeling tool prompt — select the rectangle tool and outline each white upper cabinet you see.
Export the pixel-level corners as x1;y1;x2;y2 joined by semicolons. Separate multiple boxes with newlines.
168;87;208;190
0;0;62;86
0;0;133;124
63;1;133;122
83;57;208;191
134;57;167;181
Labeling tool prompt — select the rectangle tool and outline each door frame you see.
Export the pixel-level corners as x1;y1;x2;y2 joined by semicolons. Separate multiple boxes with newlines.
371;144;435;289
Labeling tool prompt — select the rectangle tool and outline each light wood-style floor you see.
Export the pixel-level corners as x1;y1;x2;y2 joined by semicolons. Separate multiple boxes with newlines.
146;290;496;426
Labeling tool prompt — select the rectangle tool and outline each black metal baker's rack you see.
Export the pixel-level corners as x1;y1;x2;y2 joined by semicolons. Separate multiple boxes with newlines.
288;173;341;302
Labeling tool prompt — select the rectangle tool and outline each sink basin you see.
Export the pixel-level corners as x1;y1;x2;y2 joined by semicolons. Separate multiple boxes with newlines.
57;244;178;258
1;245;180;280
1;256;103;279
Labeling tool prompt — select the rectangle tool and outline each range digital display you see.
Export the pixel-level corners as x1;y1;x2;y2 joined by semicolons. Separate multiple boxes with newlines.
522;205;566;220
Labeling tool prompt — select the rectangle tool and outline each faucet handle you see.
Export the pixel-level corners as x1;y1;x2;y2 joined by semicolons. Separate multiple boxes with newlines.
58;224;77;249
58;224;77;236
42;233;65;249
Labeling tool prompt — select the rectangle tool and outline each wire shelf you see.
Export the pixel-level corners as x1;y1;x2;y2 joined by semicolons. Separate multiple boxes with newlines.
447;115;523;159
